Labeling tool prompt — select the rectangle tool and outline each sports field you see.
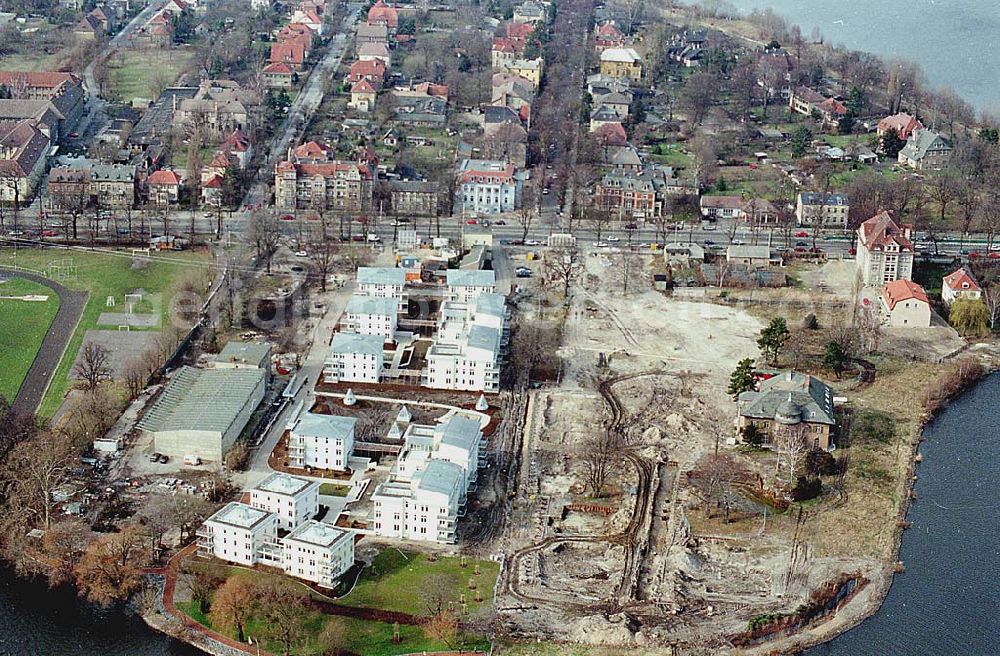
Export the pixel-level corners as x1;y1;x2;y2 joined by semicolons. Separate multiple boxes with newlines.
0;277;60;402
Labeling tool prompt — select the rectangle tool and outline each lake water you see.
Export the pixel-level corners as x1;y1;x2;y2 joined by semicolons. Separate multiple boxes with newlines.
702;0;1000;113
805;374;1000;655
0;571;201;656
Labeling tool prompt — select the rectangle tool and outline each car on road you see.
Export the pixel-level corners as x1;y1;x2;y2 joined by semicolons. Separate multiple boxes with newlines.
68;132;79;138
351;235;365;241
607;236;620;242
466;219;478;225
515;267;533;277
625;222;638;230
41;230;59;237
990;243;1000;252
795;240;808;247
703;239;715;247
367;234;381;243
158;454;169;464
542;188;550;195
795;231;809;238
280;214;295;221
593;241;609;248
732;239;744;245
294;251;308;257
523;239;541;246
494;219;506;225
149;453;161;463
391;219;410;226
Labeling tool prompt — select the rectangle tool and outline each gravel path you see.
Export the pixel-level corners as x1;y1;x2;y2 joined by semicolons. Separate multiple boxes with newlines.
0;267;88;417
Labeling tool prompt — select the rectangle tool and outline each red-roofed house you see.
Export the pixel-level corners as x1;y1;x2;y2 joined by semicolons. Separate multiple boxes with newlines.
856;210;914;287
367;0;398;31
162;0;187;14
592;121;627;147
201;173;224;206
413;82;448;100
274;142;375;210
263;62;296;89
457;158;524;214
594;21;625;51
877;112;923;141
346;59;386;86
147;169;182;204
506;20;534;39
289;8;323;35
223;129;252;169
789;86;847;124
349;80;377;112
270;42;306;68
492;37;525;69
942;267;982;306
880;279;931;327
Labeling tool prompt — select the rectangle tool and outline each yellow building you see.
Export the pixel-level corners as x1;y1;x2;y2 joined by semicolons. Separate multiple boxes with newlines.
600;47;642;81
508;58;543;89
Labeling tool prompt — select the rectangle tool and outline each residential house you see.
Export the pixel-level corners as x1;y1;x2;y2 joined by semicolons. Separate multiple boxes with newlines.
349;80;378;112
492;36;525;69
589;105;623;132
789;86;846;123
323;332;385;383
358;42;391;68
47;167;90;209
90;163;137;207
281;522;355;588
942;267;982;306
147;169;182;204
592;121;627;147
274;141;375;211
262;62;296;88
343;293;398;341
599;48;642;81
346;59;386;87
288;412;356;470
796;192;849;228
197;502;278;566
356;22;389;46
592;89;632;118
742;198;780;226
491;73;534;122
880;279;931;327
726;244;779;268
594;21;624;51
856;210;914;287
600;144;642;171
367;0;398;32
371;459;464;543
737;371;836;450
898;129;952;170
0;121;50;204
393;94;447;126
390;179;438;216
357;266;406;303
505;58;543;89
269;41;306;69
249;472;319;531
513;0;546;24
222;129;252;169
596;167;674;220
700;195;745;220
0;71;86;136
457;158;525;214
74;12;105;40
172;80;251;137
877;112;923;141
288;7;323;35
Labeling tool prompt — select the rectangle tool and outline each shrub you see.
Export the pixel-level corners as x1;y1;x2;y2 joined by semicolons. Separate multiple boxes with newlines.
803;313;818;330
791;476;822;501
805;448;839;476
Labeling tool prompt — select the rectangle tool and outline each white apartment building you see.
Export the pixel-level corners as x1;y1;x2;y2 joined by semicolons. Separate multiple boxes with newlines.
856;211;914;287
288;412;357;471
446;269;497;303
324;332;385;383
796;192;850;228
457;159;524;214
281;521;355;589
394;414;485;493
343;293;398;341
424;293;507;393
371;459;464;543
197;502;279;566
250;472;320;531
356;267;407;310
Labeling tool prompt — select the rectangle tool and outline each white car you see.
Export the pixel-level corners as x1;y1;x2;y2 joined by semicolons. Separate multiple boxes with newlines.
294;251;308;257
593;241;609;248
732;239;744;245
607;236;621;242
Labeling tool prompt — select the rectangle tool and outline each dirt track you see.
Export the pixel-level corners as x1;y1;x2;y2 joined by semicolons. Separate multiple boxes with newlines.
0;267;88;417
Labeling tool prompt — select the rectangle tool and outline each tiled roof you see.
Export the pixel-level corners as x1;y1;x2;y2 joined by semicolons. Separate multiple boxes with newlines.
942;267;981;294
882;279;929;310
147;169;181;185
859;211;913;252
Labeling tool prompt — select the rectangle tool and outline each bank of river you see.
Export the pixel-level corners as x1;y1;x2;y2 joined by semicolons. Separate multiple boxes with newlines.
693;0;1000;112
805;373;1000;654
0;569;202;656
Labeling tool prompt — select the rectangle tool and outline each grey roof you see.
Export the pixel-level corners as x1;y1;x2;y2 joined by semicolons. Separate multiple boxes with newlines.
255;472;316;497
330;332;385;356
467;324;501;355
727;244;773;260
475;293;507;318
294;411;358;440
483;105;521;125
218;341;271;365
799;192;849;206
415;459;463;495
138;366;264;434
438;414;482;450
739;371;835;425
284;520;352;547
356;22;387;38
89;163;136;182
208;502;273;529
357;266;405;286
900;129;951;160
447;269;496;287
590;105;622;121
345;293;398;316
390;179;438;193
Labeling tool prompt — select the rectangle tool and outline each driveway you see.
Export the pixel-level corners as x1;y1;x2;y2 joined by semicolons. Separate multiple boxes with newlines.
0;267;88;417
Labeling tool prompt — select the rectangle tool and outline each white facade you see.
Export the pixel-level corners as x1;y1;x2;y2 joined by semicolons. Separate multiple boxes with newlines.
371;459;463;543
288;412;357;470
343;293;398;341
197;502;279;566
425;293;507;393
356;267;407;310
281;521;355;588
250;472;320;531
856;212;915;287
457;159;523;214
446;269;497;303
324;332;385;383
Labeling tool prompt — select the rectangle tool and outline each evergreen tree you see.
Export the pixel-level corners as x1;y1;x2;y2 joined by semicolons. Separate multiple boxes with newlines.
790;126;812;158
822;341;848;377
727;357;756;401
881;127;906;158
757;318;790;365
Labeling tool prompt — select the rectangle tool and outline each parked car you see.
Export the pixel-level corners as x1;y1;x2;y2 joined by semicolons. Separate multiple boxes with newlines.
593;241;609;248
625;222;638;230
795;231;809;238
466;219;478;225
607;236;620;242
158;454;169;464
294;251;308;257
795;241;808;247
41;230;59;237
515;267;533;277
149;453;162;463
732;239;744;245
279;214;295;221
494;219;506;225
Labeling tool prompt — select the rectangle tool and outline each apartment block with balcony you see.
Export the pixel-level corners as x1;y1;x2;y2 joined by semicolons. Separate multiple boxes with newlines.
343;293;398;341
356;267;407;310
371;459;464;543
197;502;279;566
249;472;320;531
323;332;385;384
281;521;355;588
288;412;357;471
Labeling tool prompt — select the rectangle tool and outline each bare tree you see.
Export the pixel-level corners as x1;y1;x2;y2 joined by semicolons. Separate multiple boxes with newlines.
580;429;621;498
257;579;308;656
73;342;112;391
856;303;882;354
775;424;809;481
687;452;750;521
247;210;282;274
984;285;1000;331
544;247;581;298
308;222;337;292
75;524;151;606
2;430;76;529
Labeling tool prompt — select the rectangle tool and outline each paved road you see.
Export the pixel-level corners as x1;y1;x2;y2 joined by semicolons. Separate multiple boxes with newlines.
0;267;88;417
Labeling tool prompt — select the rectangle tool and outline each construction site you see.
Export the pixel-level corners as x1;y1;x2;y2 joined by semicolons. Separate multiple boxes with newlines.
473;250;898;654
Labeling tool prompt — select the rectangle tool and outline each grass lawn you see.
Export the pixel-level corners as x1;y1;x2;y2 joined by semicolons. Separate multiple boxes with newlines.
0;277;60;401
0;248;213;417
109;49;196;101
0;52;63;72
319;483;351;496
648;143;693;169
338;549;499;616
